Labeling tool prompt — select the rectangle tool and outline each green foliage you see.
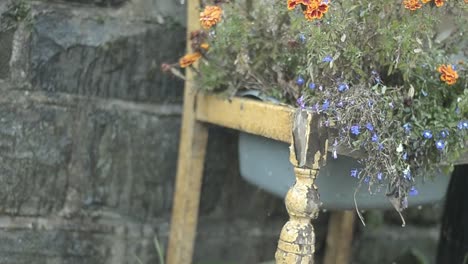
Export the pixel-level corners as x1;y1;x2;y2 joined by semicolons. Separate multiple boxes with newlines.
198;1;307;101
196;0;467;209
4;0;30;22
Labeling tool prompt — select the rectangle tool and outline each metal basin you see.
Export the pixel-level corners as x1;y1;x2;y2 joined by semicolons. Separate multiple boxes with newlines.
238;132;451;210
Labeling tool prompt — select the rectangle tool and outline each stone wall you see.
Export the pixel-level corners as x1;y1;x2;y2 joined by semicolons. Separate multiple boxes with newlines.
0;0;444;263
0;0;296;263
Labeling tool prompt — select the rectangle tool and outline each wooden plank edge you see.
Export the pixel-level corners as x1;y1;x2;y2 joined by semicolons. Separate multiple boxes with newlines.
195;93;295;143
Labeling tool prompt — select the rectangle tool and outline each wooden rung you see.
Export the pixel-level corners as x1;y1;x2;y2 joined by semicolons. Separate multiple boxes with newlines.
195;93;295;143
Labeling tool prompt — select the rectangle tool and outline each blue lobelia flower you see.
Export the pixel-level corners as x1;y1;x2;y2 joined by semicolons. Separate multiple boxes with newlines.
422;130;432;139
365;123;374;131
378;143;384;151
403;169;412;180
402;152;408;160
371;133;379;142
409;186;419;196
403;123;412;134
322;99;330;111
350;125;360;135
296;76;305;86
311;103;319;113
297;96;305;109
309;83;316;90
458;120;468;130
439;129;449;138
377;172;383;181
435;140;445;151
322;55;333;62
298;34;306;43
350;169;358;178
364;176;370;184
338;83;349;92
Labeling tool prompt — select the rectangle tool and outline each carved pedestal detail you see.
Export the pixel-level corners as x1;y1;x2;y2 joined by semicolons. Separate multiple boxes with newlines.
275;110;328;264
275;167;320;263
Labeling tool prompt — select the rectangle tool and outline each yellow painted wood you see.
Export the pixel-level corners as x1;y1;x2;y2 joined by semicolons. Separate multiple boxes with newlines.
276;111;328;264
195;93;295;143
323;211;356;264
275;166;320;264
166;1;208;264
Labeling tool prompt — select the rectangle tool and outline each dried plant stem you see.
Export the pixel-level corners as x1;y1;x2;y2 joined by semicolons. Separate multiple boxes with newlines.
353;187;366;226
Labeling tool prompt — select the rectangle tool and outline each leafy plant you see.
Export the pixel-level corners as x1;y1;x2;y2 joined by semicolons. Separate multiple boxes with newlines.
163;0;467;218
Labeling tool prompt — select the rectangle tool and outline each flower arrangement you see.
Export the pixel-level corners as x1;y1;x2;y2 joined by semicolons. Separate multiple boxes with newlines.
163;0;467;217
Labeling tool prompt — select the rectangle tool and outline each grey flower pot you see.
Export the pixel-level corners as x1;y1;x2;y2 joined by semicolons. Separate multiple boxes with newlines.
238;132;451;210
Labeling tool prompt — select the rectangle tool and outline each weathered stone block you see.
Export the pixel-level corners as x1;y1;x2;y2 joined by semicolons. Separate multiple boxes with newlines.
0;93;73;215
0;0;23;81
75;105;181;219
0;28;14;79
0;216;166;264
40;0;129;7
0;229;103;258
7;1;186;103
0;89;181;218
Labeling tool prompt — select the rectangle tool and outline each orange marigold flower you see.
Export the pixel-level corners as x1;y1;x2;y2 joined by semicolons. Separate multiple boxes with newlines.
403;0;422;10
200;6;222;29
200;43;210;50
287;0;302;10
437;64;459;85
288;0;326;10
304;1;329;20
179;52;202;68
434;0;444;6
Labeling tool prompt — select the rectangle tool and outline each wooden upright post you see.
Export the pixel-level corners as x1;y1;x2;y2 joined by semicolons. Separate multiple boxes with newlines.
323;211;356;264
275;110;328;264
437;164;468;264
166;1;208;264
